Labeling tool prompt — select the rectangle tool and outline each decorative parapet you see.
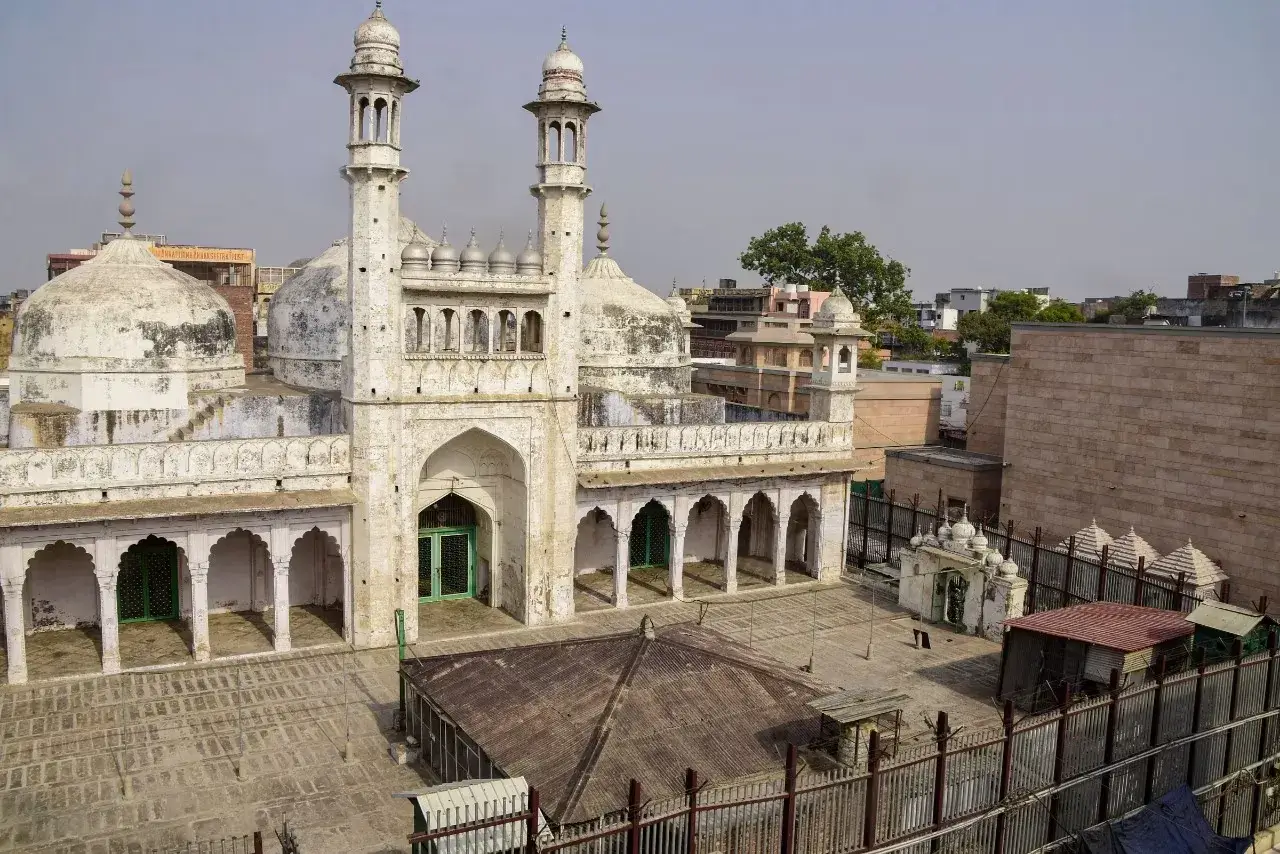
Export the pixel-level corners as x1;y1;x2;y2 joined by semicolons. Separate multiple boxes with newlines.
577;421;854;471
0;436;352;508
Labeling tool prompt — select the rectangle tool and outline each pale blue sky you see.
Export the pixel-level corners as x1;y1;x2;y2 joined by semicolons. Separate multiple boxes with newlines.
1;1;1276;301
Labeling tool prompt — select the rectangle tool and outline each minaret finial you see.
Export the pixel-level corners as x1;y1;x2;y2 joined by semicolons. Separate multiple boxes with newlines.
560;25;568;46
670;277;678;297
440;224;449;244
117;169;136;236
596;203;610;255
375;0;382;9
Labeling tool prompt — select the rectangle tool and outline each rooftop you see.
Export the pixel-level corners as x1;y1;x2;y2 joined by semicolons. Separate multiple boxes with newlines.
885;446;1004;471
1005;602;1194;652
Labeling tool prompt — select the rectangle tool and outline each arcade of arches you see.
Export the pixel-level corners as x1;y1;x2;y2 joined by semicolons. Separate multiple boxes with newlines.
573;485;834;610
0;512;349;684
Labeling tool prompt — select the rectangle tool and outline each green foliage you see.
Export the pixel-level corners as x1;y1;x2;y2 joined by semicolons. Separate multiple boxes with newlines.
857;348;884;370
1036;299;1086;324
957;310;1012;354
739;222;913;328
1109;289;1160;323
889;323;934;356
987;290;1042;322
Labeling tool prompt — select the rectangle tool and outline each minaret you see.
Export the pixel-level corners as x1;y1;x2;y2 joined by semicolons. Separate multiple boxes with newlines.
334;3;418;648
335;1;419;402
524;28;599;285
807;291;871;423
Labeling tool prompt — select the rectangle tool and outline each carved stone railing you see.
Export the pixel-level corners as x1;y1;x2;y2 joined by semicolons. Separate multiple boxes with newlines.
576;421;854;471
0;436;352;508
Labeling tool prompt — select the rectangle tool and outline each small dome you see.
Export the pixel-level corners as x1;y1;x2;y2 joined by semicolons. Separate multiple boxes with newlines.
539;28;587;101
999;556;1019;578
488;232;516;274
401;240;431;265
938;513;953;541
970;525;989;551
515;230;542;274
355;4;400;50
985;550;1003;568
815;290;858;324
909;531;924;549
665;280;689;314
459;229;487;272
431;228;460;272
951;507;976;545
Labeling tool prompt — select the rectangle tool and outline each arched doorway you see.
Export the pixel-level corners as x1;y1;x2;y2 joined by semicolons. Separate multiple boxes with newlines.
417;494;478;603
630;500;670;569
118;536;180;623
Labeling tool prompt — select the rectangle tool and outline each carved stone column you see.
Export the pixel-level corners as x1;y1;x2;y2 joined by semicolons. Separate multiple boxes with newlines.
189;565;211;662
773;509;792;586
272;558;291;653
669;524;686;600
724;521;741;594
93;537;121;676
0;544;27;684
613;528;630;609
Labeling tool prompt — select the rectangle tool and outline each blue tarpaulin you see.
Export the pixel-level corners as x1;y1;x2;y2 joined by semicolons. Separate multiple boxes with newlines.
1078;785;1251;854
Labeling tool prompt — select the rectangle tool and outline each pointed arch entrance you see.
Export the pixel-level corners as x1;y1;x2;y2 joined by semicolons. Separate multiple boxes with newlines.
629;500;670;569
118;536;180;623
417;493;479;603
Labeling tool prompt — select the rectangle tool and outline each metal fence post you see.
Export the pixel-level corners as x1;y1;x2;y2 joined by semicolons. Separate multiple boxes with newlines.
1047;687;1073;846
1028;527;1042;612
781;744;798;854
1098;669;1122;822
859;492;871;569
1133;556;1147;606
1003;520;1015;561
627;779;643;854
862;730;881;848
1144;655;1167;804
1250;632;1278;833
1187;648;1207;788
685;769;699;854
253;831;264;854
993;700;1016;854
910;494;920;543
930;711;950;853
1218;640;1246;834
1063;535;1077;607
525;787;541;854
885;491;896;564
1097;544;1110;602
1176;571;1188;612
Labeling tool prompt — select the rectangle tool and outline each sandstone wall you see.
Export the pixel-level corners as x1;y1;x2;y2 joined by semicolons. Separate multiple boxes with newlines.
965;354;1010;457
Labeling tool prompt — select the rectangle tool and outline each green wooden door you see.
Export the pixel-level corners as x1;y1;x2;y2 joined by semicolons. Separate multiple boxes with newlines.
416;527;476;603
118;539;179;623
629;501;670;569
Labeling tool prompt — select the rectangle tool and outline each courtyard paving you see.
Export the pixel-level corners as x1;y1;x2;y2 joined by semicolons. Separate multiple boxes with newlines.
0;575;1003;854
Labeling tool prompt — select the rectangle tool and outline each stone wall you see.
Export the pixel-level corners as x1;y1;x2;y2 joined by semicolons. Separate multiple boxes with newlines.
998;324;1280;606
965;354;1010;457
577;388;725;427
851;374;942;481
211;284;256;370
884;449;1003;520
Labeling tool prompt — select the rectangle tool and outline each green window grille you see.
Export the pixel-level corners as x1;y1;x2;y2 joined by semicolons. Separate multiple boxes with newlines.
417;494;477;603
629;501;670;569
117;538;179;623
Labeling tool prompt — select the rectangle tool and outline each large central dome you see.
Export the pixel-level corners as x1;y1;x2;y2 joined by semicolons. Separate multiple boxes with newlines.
267;217;435;390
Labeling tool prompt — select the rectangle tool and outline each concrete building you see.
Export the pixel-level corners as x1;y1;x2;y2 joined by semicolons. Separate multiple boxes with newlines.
1187;273;1240;300
254;265;303;335
913;302;958;331
888;323;1280;608
684;282;830;358
0;9;868;687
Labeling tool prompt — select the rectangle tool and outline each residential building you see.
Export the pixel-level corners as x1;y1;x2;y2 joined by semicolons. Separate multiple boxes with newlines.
881;359;962;376
684;281;830;358
914;302;958;331
44;230;257;369
254;265;303;335
0;9;865;688
1187;273;1240;300
948;287;996;316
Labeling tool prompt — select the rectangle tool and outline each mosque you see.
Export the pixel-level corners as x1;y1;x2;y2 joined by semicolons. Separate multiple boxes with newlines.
0;5;865;685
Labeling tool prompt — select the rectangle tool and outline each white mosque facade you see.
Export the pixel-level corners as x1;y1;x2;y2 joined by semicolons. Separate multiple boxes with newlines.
0;7;864;684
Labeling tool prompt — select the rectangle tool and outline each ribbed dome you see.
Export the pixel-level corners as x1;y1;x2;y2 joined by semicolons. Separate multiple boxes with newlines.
432;228;460;272
515;231;542;275
459;229;487;272
401;240;431;265
9;236;244;409
487;233;516;274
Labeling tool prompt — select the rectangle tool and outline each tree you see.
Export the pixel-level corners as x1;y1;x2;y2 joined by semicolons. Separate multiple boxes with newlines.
739;222;913;328
857;348;884;370
987;291;1042;322
889;323;934;357
1036;299;1086;324
1108;289;1160;323
957;310;1011;354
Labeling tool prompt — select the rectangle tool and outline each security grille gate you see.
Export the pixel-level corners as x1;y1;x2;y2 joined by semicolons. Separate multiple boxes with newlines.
629;500;670;569
117;538;179;623
417;494;476;603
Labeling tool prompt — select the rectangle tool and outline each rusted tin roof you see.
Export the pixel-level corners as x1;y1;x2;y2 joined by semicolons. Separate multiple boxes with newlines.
402;621;833;826
1004;602;1194;653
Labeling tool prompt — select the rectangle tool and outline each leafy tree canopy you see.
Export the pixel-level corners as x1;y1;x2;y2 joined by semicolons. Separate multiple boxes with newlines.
1037;299;1086;323
1109;289;1160;322
957;291;1087;353
739;222;913;328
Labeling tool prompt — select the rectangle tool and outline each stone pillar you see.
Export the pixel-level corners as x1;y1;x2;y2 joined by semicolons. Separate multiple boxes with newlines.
724;521;741;594
981;566;1029;643
805;507;821;578
669;524;686;600
271;558;291;652
92;538;121;676
773;510;791;586
613;528;629;609
190;565;211;662
0;544;26;685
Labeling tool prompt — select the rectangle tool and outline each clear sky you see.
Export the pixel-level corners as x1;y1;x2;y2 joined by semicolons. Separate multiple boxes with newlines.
1;1;1276;302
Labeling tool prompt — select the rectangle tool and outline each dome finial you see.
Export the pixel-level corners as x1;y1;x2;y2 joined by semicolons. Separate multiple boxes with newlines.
117;169;136;236
596;203;610;256
560;25;568;46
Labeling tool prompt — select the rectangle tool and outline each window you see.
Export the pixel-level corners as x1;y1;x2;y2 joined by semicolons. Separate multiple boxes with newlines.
954;380;965;391
837;346;852;373
496;310;517;352
563;122;577;162
941;403;953;417
468;309;489;353
520;311;543;353
413;307;426;351
800;350;813;368
769;348;788;367
548;121;561;162
440;308;459;352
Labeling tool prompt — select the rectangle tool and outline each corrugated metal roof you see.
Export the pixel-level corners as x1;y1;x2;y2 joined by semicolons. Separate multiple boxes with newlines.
1004;602;1193;653
396;778;543;854
807;690;910;724
402;622;833;826
1185;601;1266;636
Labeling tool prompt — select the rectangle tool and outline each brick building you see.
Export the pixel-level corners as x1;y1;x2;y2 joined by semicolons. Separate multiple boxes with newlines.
1187;273;1240;300
889;324;1280;606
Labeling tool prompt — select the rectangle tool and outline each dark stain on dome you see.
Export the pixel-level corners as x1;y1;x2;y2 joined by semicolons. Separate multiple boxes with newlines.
137;310;236;358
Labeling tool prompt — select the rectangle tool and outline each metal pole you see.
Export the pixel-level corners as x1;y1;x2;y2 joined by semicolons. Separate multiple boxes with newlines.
685;769;699;854
866;579;875;661
862;730;881;848
930;712;950;853
1097;544;1110;602
236;664;246;780
1188;648;1207;788
1063;535;1077;607
993;700;1016;854
781;744;798;854
1250;632;1278;833
859;489;871;569
1144;655;1167;804
1134;555;1147;606
1047;686;1072;846
1028;527;1042;612
885;489;896;564
525;788;540;854
627;779;643;854
1098;669;1122;822
342;654;353;763
1219;640;1245;834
